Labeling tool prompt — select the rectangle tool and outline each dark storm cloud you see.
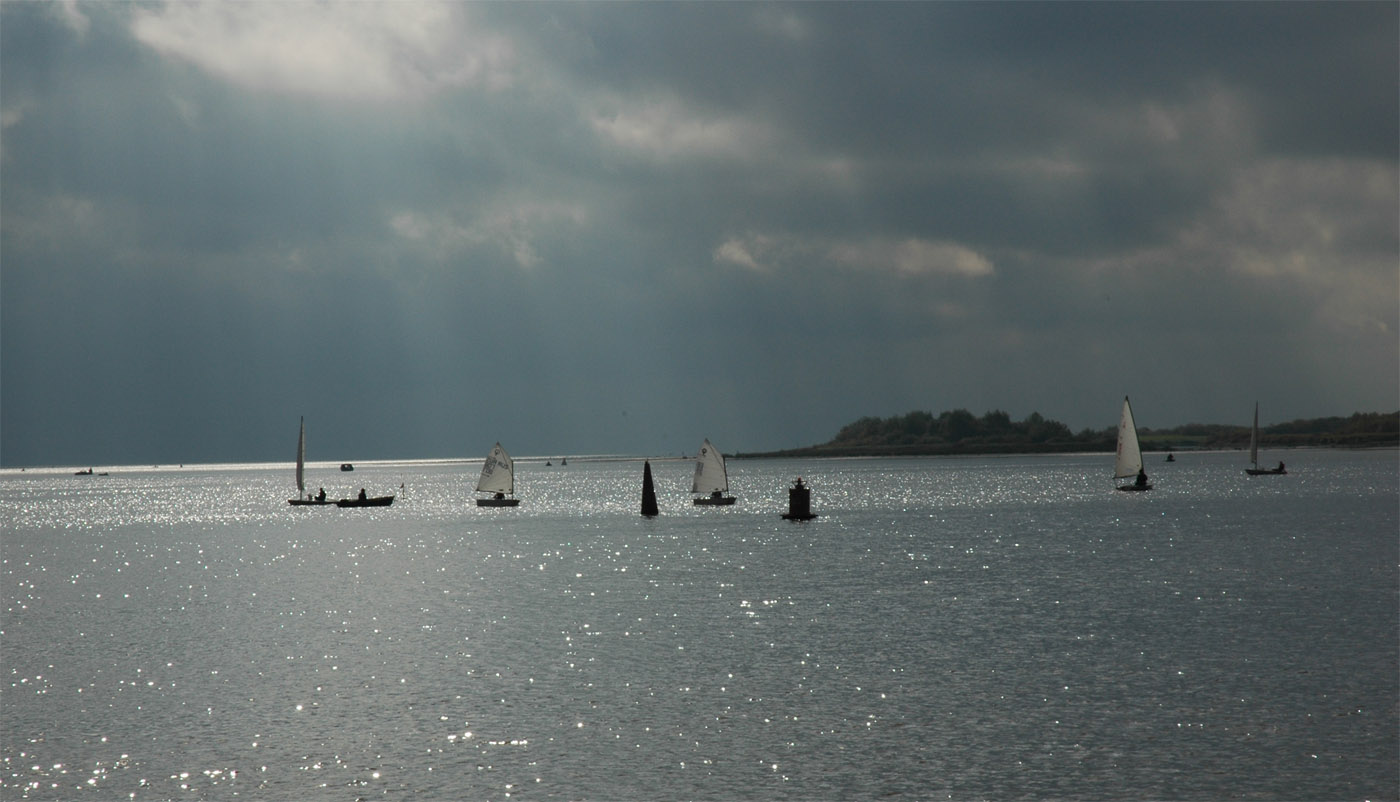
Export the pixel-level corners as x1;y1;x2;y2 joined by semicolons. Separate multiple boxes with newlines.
2;2;1395;466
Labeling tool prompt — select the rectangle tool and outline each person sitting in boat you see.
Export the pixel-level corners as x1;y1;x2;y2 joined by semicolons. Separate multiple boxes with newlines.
495;491;505;500
1135;468;1149;488
1277;461;1285;472
358;488;367;501
710;490;723;499
317;487;326;502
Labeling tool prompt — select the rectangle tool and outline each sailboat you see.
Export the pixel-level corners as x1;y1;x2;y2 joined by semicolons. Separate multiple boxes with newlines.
691;438;736;505
288;417;330;506
1114;396;1152;492
1245;402;1287;475
475;442;521;507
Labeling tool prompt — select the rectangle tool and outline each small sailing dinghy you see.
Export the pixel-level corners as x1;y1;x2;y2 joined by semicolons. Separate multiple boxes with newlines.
1245;402;1287;475
475;442;521;506
288;417;332;506
691;438;736;505
1114;396;1152;492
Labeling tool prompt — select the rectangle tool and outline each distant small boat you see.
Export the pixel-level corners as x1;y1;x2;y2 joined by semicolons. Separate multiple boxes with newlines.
1114;396;1152;492
561;457;567;466
691;438;736;506
74;468;93;476
1245;402;1287;475
340;463;354;472
1165;452;1175;462
336;494;395;508
475;442;520;507
641;460;659;517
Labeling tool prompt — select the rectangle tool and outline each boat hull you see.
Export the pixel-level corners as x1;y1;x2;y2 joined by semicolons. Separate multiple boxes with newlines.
336;495;395;507
1245;468;1287;475
476;497;520;507
693;496;736;506
1115;484;1152;492
288;499;333;506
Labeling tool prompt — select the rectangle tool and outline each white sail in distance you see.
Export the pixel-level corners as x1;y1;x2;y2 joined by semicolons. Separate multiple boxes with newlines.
691;439;729;494
1114;397;1144;479
476;442;515;495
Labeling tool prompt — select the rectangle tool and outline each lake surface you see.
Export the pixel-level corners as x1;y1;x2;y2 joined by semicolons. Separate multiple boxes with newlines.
3;450;1397;800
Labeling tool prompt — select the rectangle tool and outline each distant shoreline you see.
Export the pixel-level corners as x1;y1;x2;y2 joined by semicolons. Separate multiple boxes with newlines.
734;442;1396;460
737;409;1398;460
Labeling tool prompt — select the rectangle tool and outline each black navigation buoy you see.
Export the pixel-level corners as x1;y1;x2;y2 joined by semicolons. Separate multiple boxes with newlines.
641;460;659;517
782;476;816;520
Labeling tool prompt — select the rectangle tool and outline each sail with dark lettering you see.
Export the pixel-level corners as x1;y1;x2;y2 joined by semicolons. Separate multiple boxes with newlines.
476;442;521;507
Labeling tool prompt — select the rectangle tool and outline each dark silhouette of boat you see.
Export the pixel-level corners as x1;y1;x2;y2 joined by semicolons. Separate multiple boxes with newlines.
336;494;395;508
1245;403;1288;476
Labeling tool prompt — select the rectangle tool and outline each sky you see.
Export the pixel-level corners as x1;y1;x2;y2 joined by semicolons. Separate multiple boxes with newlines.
2;1;1397;467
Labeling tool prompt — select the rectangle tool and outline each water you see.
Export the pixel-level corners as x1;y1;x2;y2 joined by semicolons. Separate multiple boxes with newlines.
3;451;1396;800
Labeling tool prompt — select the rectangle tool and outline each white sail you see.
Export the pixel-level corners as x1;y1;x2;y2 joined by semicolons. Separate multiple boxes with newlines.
691;439;729;494
296;417;306;495
1114;396;1144;479
476;442;515;495
1249;402;1259;469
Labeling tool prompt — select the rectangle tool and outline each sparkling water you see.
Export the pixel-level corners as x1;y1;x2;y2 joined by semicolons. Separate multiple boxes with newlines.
3;450;1396;800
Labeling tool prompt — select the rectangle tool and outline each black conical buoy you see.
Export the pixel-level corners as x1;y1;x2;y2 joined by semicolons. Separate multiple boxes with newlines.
782;476;816;520
641;460;659;517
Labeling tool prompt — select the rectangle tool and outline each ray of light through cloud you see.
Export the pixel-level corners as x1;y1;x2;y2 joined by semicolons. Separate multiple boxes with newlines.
1;1;1395;466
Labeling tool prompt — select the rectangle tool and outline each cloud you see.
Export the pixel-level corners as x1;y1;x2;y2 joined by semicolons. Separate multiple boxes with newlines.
588;94;773;163
831;238;995;278
391;201;588;270
1;1;1395;465
129;2;517;101
57;0;90;38
715;232;994;279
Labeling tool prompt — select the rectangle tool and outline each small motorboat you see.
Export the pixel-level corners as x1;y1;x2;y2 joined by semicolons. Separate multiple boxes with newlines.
336;495;395;508
340;463;355;472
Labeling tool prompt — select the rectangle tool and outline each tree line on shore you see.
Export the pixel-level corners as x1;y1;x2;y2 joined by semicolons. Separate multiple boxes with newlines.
740;409;1400;458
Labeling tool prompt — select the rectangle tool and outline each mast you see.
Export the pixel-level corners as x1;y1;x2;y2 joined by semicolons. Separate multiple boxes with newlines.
296;417;305;496
1249;402;1259;469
